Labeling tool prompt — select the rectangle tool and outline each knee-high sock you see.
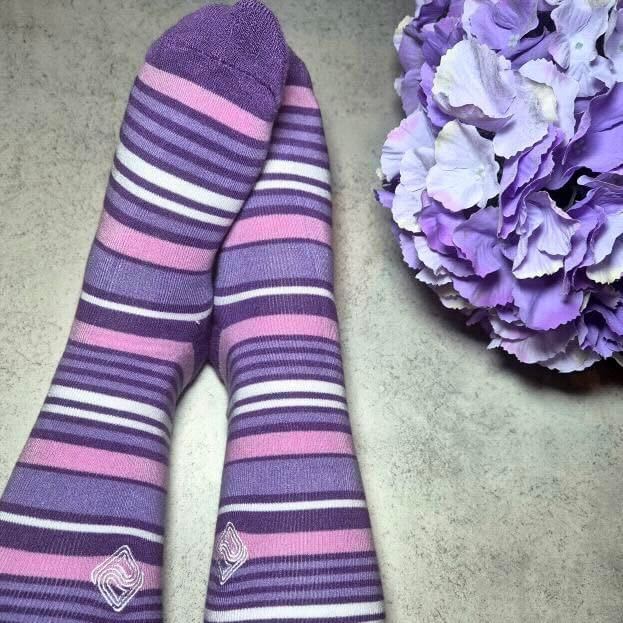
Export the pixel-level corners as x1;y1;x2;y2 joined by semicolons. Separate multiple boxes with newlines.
204;51;385;623
0;3;288;621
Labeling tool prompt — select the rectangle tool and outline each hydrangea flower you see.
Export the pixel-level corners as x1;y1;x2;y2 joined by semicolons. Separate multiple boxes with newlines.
378;0;623;371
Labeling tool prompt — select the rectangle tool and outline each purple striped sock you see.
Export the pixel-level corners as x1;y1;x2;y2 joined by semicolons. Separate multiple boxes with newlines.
203;51;386;623
0;2;288;621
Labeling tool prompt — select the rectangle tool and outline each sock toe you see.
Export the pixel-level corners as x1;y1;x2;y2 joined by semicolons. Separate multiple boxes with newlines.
146;1;288;118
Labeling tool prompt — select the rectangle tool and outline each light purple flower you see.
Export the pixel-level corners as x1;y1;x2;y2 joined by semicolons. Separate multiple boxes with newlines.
378;0;623;371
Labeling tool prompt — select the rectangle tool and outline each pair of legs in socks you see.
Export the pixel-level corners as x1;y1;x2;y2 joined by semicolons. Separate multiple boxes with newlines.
0;2;385;621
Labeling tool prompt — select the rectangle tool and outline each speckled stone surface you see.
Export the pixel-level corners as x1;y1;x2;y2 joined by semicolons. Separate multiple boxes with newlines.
1;2;623;622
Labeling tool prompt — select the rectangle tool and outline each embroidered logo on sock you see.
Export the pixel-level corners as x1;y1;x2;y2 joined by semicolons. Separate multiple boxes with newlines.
91;545;144;612
216;522;248;584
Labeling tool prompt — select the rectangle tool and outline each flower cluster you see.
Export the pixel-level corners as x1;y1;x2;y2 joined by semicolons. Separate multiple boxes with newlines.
378;0;623;372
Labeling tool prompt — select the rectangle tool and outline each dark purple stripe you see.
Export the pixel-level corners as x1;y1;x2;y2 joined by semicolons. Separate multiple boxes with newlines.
260;173;331;191
0;604;161;623
215;276;332;297
207;578;380;601
232;370;343;392
208;562;379;586
0;523;162;565
216;507;370;534
75;299;206;341
216;297;337;329
0;588;159;615
38;412;169;451
274;120;324;135
82;282;211;315
219;492;366;508
270;135;329;153
225;452;355;467
230;408;350;430
122;114;258;187
0;501;163;535
228;422;351;441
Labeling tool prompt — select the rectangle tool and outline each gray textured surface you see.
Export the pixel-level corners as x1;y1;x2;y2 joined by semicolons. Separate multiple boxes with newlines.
1;1;622;622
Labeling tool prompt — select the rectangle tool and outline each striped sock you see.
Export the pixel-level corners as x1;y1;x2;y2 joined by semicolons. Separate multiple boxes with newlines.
0;2;288;621
203;51;385;623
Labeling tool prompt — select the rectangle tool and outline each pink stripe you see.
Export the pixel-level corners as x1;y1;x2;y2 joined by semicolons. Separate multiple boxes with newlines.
283;85;319;109
223;214;331;248
139;63;271;141
226;431;354;462
242;528;374;559
0;546;160;588
20;438;167;487
70;320;194;385
97;212;214;271
219;314;338;376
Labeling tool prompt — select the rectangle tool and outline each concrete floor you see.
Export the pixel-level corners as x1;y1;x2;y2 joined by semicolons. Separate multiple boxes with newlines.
1;1;623;621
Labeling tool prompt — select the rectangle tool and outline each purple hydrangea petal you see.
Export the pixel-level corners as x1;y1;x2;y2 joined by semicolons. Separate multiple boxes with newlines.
420;16;464;68
453;268;515;308
490;323;577;364
426;120;500;211
420;63;453;127
396;229;422;270
542;339;602;371
555;83;623;185
453;206;505;277
432;39;517;129
586;238;623;283
512;273;585;330
418;199;466;254
519;59;580;140
381;108;435;180
512;191;579;279
469;0;539;51
549;0;616;97
398;69;424;116
492;73;557;158
508;30;554;68
605;9;623;80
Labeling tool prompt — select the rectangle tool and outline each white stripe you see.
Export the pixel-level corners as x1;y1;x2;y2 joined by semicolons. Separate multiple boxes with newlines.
214;286;334;306
42;403;169;440
230;397;347;419
47;386;171;431
116;142;243;212
0;511;163;544
205;601;384;622
262;159;330;184
111;166;233;226
254;178;332;200
219;499;367;514
81;291;212;322
231;379;346;404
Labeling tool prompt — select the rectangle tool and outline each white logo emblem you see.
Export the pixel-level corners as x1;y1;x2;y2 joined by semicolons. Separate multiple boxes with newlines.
91;545;144;612
216;522;248;584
